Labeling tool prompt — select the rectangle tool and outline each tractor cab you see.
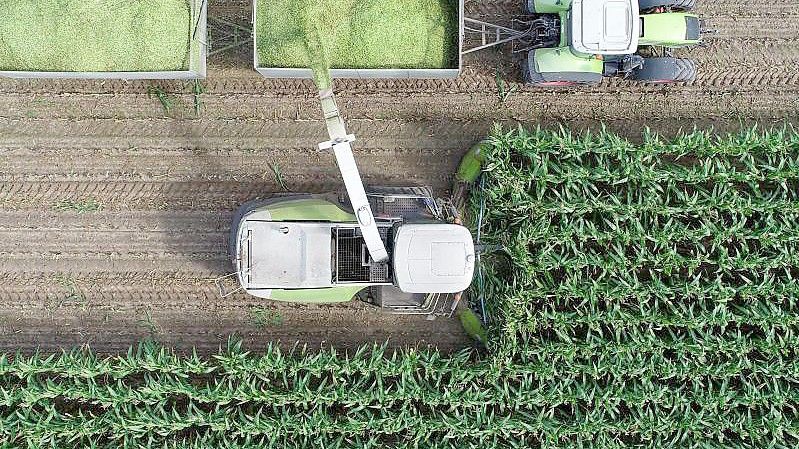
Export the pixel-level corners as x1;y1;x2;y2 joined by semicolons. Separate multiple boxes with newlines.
392;223;475;294
570;0;639;55
511;0;702;85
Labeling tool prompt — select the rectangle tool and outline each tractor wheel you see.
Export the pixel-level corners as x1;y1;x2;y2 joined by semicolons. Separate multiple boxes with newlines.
523;63;601;87
638;0;696;11
629;57;697;83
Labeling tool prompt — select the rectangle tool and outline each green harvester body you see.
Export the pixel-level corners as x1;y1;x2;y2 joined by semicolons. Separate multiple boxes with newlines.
229;192;475;314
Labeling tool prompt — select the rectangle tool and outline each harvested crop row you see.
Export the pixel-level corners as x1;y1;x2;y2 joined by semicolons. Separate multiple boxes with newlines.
0;0;192;71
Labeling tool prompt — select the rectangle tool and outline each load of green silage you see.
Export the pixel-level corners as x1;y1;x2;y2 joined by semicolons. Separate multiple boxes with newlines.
256;0;458;85
0;0;191;72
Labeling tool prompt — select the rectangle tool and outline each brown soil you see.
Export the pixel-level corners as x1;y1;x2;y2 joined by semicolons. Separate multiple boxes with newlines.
0;0;796;354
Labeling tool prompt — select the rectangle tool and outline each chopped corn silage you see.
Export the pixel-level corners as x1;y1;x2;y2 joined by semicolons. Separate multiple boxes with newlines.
256;0;458;84
0;0;191;72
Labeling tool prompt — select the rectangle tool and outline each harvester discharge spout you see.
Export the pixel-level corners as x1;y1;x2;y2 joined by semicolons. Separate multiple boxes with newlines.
317;87;389;263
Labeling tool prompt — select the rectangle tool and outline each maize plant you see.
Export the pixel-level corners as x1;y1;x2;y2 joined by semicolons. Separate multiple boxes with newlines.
470;125;799;448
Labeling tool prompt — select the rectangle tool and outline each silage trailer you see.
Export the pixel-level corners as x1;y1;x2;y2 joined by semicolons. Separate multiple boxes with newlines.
0;0;208;80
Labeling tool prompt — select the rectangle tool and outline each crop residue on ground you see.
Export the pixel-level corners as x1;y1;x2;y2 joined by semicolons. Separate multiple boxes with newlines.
255;0;459;77
0;0;192;72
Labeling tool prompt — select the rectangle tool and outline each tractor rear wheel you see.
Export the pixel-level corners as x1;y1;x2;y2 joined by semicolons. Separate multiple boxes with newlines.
638;0;696;10
629;57;697;83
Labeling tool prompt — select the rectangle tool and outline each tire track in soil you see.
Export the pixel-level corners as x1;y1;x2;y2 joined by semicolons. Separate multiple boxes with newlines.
0;0;796;353
2;84;799;125
0;308;469;355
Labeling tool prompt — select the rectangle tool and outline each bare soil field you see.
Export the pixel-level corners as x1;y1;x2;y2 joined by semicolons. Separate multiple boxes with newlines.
0;0;796;354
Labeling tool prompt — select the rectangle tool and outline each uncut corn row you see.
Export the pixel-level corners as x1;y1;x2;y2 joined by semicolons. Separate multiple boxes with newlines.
1;336;796;411
0;340;481;380
6;402;797;446
472;126;799;447
0;432;535;449
1;341;795;447
1;432;788;449
2;367;797;412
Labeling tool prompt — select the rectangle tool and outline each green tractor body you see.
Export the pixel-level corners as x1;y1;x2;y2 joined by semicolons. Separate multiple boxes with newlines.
639;12;701;47
522;0;702;85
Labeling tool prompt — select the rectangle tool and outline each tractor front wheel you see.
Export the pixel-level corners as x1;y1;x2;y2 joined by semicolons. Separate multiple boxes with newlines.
629;57;697;83
638;0;696;11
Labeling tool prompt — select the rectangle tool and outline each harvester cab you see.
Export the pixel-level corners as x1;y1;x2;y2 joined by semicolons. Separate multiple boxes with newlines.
226;89;476;315
464;0;707;86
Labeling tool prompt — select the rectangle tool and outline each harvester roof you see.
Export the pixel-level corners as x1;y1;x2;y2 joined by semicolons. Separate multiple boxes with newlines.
243;221;334;289
392;224;475;294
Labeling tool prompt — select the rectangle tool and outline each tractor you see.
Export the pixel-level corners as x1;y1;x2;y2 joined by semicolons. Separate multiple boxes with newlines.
464;0;705;85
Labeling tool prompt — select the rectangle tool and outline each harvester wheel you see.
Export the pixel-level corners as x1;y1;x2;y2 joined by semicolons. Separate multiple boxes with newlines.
629;57;697;83
638;0;696;11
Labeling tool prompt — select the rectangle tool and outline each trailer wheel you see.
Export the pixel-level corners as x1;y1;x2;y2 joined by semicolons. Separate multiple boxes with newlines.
629;57;697;83
638;0;696;11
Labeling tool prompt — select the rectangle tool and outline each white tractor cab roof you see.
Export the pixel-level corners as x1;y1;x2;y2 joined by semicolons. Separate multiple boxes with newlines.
571;0;640;55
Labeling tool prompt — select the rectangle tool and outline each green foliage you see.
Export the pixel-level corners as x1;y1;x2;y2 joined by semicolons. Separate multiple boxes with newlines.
268;162;290;192
459;308;487;344
53;198;103;213
52;275;87;306
250;307;284;328
255;0;458;77
469;125;799;447
138;311;161;336
148;85;176;115
3;127;799;448
192;80;205;116
495;70;517;105
0;0;192;71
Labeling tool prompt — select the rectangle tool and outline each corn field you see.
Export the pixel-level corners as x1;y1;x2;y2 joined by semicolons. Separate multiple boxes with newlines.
472;126;799;448
0;340;531;449
2;127;798;448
